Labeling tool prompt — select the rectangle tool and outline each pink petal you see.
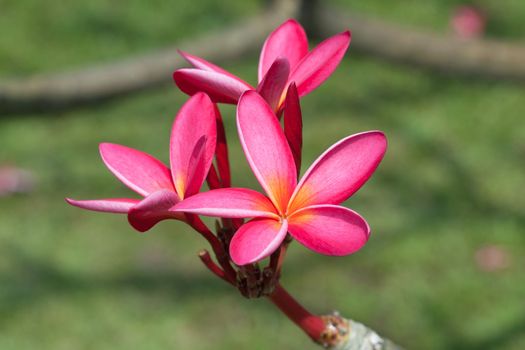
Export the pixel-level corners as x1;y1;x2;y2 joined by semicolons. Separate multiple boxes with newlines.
173;69;253;104
256;57;290;112
289;31;351;97
283;83;302;175
178;50;247;84
230;218;288;265
99;143;174;197
170;93;217;198
171;188;278;219
258;19;308;82
288;131;387;212
237;91;297;214
214;104;231;187
65;198;139;213
128;190;183;232
288;204;369;256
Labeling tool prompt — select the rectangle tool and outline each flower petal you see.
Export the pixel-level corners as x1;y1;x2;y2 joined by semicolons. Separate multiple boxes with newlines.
256;57;290;112
289;31;351;97
65;198;139;213
173;69;253;104
288;204;369;256
258;19;308;82
178;50;248;85
237;91;297;214
230;218;288;265
171;188;278;219
99;143;174;197
170;93;217;198
283;82;302;175
288;131;387;211
128;190;183;232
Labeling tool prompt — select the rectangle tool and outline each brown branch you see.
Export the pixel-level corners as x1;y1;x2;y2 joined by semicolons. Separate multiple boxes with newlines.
6;0;525;114
268;284;404;349
310;2;525;82
0;0;300;114
327;317;404;350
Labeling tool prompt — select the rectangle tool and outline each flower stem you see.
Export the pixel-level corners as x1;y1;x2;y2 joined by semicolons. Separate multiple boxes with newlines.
206;165;221;189
214;104;231;188
198;250;232;284
187;215;237;283
268;283;325;343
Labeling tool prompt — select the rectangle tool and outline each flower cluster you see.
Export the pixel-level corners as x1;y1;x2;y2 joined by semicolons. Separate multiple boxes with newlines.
67;19;387;293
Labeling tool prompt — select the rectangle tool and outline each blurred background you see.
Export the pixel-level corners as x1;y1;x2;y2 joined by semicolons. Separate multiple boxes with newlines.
0;0;524;349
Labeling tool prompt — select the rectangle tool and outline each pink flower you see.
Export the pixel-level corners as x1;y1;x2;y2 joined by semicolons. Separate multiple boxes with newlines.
0;165;35;197
173;19;351;112
172;91;387;265
451;6;486;39
66;93;217;232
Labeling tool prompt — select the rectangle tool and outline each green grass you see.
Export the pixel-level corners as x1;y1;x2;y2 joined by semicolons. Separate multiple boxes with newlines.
1;1;525;349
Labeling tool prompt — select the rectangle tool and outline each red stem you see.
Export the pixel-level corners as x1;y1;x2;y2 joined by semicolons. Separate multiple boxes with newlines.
214;104;231;187
198;250;232;285
206;164;221;190
187;215;220;250
186;215;237;283
268;284;325;342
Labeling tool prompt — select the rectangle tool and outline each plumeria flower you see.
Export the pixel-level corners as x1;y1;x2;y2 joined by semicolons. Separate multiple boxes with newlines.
0;165;35;197
451;6;486;39
172;91;387;265
173;19;350;113
66;93;217;232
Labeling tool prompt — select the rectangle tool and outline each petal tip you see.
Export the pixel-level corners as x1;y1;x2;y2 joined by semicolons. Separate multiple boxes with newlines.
98;142;121;158
127;211;151;233
98;142;111;151
336;30;352;44
172;68;190;83
192;91;213;104
230;253;251;266
230;246;269;266
172;69;184;84
238;89;259;106
369;130;388;150
281;18;304;31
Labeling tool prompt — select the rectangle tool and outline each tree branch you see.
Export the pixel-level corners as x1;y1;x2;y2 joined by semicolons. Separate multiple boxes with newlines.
322;315;403;350
5;0;525;114
0;0;300;114
313;2;525;82
268;284;404;349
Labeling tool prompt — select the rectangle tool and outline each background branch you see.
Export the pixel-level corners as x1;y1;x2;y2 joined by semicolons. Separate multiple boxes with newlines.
313;2;525;82
0;0;300;114
3;0;525;114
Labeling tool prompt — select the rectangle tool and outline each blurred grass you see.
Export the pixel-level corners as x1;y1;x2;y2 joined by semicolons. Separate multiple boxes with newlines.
1;0;525;349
